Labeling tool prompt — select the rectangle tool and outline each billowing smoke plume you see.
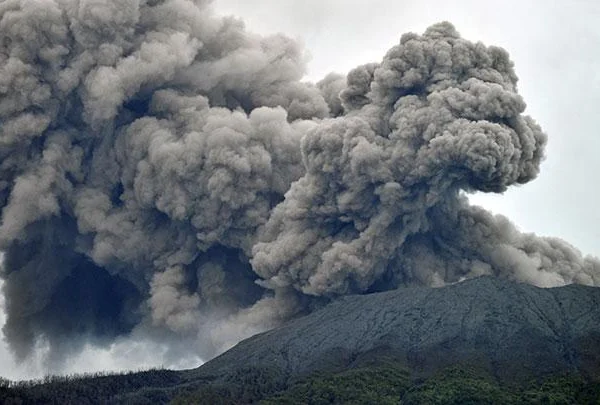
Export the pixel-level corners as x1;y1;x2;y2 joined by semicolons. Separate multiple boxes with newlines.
1;0;598;369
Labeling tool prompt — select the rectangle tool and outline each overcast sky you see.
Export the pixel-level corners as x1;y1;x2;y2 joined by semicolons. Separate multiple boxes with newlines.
2;0;600;380
214;0;600;256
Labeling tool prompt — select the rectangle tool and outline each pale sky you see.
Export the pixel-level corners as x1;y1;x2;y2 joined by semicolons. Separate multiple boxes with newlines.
215;0;600;256
2;0;600;380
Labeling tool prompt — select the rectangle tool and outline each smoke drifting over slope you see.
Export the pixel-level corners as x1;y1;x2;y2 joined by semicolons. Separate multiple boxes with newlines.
1;0;598;369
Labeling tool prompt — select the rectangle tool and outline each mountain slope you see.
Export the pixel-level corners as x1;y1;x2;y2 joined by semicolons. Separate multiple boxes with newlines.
3;276;600;403
192;276;600;381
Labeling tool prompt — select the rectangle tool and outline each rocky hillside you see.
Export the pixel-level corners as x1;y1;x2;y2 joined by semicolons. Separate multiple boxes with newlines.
3;276;600;404
193;276;600;381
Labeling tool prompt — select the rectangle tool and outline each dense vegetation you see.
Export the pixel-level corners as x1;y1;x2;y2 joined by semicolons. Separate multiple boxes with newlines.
401;367;600;405
259;363;411;405
173;363;600;404
2;362;599;404
0;368;182;404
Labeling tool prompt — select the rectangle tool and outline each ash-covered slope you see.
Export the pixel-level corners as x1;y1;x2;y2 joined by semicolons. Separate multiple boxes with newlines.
4;276;600;404
192;276;600;381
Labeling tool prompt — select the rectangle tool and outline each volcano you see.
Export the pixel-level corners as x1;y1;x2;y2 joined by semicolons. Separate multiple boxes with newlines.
2;276;599;403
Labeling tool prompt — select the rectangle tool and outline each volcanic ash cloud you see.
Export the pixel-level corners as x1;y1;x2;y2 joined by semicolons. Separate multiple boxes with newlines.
0;0;598;369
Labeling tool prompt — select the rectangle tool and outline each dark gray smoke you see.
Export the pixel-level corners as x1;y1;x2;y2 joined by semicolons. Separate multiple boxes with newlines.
1;0;598;370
